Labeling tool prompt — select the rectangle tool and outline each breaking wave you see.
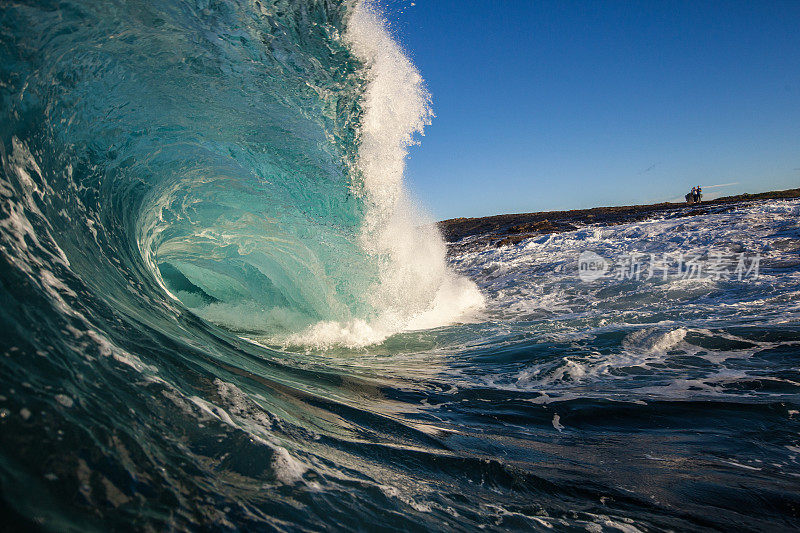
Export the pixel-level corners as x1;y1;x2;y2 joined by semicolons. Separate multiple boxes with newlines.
1;1;799;531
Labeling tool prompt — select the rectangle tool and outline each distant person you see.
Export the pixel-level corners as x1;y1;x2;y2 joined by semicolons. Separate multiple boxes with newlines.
696;185;702;203
687;187;696;204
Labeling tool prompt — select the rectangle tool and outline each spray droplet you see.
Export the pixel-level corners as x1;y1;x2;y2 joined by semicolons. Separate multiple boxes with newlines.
55;394;74;408
552;414;564;433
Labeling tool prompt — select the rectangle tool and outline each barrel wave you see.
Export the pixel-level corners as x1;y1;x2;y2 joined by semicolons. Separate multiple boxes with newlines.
1;0;480;349
2;1;800;531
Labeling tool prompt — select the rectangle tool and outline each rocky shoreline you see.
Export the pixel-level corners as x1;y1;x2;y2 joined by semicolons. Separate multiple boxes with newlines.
438;188;800;251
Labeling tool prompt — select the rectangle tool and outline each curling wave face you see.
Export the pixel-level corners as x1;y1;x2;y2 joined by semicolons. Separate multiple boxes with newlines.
1;1;800;531
0;0;479;351
134;0;482;347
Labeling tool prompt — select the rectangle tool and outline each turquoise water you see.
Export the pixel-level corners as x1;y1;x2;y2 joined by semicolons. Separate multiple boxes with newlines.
1;1;799;531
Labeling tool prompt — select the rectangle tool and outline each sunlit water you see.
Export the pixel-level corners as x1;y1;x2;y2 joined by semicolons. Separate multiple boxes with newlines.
1;0;799;530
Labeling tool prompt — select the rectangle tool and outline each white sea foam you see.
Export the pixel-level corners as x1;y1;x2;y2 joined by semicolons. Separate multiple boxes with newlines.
445;199;800;399
281;1;484;349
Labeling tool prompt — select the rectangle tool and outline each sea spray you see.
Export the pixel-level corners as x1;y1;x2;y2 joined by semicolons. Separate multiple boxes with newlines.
283;1;483;348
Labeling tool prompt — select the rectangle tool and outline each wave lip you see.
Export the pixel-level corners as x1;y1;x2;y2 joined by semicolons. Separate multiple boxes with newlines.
100;0;486;348
274;1;485;349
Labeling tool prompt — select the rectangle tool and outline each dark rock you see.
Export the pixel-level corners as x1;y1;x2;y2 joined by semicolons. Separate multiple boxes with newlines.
438;188;800;250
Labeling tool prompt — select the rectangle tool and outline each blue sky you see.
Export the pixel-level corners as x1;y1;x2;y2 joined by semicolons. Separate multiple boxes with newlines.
385;1;800;220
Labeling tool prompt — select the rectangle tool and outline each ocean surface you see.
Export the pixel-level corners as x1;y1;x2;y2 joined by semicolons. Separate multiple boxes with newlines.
1;1;799;531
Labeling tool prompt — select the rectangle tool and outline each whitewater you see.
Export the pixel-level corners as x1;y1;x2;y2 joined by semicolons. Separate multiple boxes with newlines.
1;1;799;531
